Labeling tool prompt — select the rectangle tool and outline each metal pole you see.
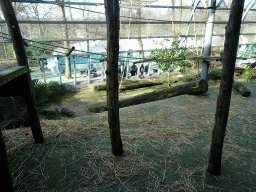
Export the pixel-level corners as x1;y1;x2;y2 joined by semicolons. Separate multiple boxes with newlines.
126;59;129;80
101;62;104;83
87;40;90;84
73;56;77;86
137;63;140;79
57;57;62;85
201;0;216;80
148;62;151;76
40;60;46;84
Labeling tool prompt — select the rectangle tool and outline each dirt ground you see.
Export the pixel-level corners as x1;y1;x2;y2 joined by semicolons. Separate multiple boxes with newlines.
43;73;162;119
4;79;256;191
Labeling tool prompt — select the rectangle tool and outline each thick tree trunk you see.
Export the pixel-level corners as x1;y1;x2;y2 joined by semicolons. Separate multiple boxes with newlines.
32;4;42;35
137;8;144;59
104;0;123;156
57;0;72;79
207;0;245;176
232;80;251;97
88;79;208;113
93;79;164;91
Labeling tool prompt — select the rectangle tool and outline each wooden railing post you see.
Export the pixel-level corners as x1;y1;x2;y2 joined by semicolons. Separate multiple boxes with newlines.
0;0;44;144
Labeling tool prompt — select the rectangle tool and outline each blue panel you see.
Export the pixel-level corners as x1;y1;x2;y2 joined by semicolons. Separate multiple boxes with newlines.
59;57;65;65
247;45;255;52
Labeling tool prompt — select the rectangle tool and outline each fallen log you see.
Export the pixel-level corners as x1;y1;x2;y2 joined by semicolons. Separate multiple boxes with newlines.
232;80;251;97
93;79;164;91
88;79;208;113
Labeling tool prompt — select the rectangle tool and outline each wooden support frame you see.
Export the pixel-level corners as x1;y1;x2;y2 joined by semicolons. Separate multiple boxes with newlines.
0;0;44;143
0;1;44;189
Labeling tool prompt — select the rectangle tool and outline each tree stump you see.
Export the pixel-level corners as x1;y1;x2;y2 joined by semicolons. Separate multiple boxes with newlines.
232;80;251;97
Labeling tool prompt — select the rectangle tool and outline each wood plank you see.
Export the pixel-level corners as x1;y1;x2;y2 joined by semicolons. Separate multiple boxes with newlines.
0;66;28;86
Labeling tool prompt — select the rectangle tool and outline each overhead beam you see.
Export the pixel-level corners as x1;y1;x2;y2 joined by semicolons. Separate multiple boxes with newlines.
186;0;201;38
241;0;256;23
1;33;256;43
1;20;256;24
10;1;256;11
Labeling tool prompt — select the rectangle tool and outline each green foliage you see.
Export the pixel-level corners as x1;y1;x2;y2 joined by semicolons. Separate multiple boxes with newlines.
149;40;189;72
183;72;201;82
0;80;76;130
25;34;52;57
0;96;30;130
242;69;256;82
5;35;52;61
246;62;256;69
208;69;222;81
6;43;15;58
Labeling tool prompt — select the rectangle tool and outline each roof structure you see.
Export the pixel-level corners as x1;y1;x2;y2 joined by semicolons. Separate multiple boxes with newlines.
0;0;255;60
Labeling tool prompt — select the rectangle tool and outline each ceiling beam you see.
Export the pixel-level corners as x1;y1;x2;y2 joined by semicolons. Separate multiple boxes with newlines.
1;20;256;24
10;1;256;11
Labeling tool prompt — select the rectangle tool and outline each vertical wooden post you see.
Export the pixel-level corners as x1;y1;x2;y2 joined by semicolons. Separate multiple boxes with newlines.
0;130;14;191
0;0;44;144
207;0;245;176
104;0;123;156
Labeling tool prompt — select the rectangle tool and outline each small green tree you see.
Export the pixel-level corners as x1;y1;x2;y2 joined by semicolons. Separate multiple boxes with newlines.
149;40;189;85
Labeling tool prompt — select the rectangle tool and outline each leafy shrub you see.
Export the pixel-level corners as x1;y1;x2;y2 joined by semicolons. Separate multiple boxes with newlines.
0;79;75;130
183;72;201;82
208;69;222;80
242;69;256;82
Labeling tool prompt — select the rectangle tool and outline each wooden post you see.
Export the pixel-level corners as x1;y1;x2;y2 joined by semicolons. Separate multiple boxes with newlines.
0;0;44;144
0;130;14;191
104;0;123;156
207;0;245;176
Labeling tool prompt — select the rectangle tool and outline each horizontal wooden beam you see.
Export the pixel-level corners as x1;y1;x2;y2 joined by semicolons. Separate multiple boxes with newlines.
237;52;256;58
0;66;28;87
